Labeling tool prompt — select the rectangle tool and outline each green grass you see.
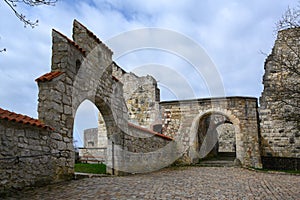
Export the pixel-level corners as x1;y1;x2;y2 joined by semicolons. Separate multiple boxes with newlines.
74;163;106;174
250;167;300;174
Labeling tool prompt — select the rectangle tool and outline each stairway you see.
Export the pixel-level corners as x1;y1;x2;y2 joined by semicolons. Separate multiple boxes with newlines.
197;152;237;167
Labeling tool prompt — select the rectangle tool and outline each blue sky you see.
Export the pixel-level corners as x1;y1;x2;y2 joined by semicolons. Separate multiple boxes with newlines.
0;0;297;146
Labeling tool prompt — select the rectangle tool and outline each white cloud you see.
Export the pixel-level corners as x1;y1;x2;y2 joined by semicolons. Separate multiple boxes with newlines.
0;0;298;140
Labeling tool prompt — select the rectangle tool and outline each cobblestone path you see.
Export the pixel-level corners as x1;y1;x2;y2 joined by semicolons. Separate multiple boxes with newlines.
6;167;300;199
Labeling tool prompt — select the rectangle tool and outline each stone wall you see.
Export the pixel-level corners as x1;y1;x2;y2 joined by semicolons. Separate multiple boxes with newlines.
78;147;107;163
112;63;161;129
260;27;300;158
79;127;107;163
98;113;108;148
160;97;262;168
107;123;177;174
217;124;236;152
261;156;299;171
78;121;175;171
125;123;172;153
0;114;57;195
37;20;128;177
83;128;98;147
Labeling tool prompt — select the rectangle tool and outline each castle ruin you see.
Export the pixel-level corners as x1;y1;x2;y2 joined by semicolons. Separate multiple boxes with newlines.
0;20;299;194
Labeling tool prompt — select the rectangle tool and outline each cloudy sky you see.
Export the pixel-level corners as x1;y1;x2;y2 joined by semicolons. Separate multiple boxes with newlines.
0;0;297;146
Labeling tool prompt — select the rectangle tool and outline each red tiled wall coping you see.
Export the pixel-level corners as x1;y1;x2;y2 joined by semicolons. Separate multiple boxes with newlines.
35;71;63;82
0;108;53;130
128;122;173;141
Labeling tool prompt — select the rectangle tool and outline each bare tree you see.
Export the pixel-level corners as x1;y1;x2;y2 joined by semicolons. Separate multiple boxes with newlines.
3;0;57;28
275;31;300;126
276;3;300;32
1;0;57;52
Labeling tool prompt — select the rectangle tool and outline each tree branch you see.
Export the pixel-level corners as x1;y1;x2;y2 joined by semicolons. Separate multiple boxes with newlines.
3;0;57;28
276;5;300;31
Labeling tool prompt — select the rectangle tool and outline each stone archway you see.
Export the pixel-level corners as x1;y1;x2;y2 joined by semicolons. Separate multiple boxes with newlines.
36;20;128;178
189;109;241;164
161;97;262;168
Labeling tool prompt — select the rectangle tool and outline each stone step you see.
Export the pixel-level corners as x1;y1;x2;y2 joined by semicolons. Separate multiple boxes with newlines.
218;152;236;158
197;160;236;167
197;152;238;167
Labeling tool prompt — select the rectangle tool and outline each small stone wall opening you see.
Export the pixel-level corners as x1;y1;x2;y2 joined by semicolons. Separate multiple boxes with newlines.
73;100;108;164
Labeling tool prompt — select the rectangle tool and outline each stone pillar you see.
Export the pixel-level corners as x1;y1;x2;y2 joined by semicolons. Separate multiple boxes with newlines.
98;113;108;148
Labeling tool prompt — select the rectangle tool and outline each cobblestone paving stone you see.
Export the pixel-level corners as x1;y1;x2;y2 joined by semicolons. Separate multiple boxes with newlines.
6;167;300;200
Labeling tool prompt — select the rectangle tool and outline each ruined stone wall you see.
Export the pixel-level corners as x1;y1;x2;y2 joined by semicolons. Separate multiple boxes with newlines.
0;119;56;195
260;28;300;158
78;147;107;163
160;97;261;168
79;127;107;163
112;63;161;129
83;128;98;147
217;124;236;152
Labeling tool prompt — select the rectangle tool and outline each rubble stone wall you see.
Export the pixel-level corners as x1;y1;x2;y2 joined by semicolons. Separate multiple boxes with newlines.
217;124;236;152
0;120;56;195
260;28;300;159
112;63;161;129
83;128;98;147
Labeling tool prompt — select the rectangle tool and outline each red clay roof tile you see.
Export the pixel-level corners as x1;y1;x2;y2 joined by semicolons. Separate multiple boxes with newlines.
128;122;173;141
0;108;53;130
35;71;63;82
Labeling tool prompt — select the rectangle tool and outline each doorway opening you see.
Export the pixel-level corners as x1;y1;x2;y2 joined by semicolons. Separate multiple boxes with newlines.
197;112;236;162
73;100;108;164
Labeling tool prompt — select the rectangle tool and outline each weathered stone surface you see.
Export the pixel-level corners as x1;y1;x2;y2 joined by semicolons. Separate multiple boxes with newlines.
160;97;262;168
0;120;55;195
37;20;129;178
260;27;300;158
112;63;161;130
